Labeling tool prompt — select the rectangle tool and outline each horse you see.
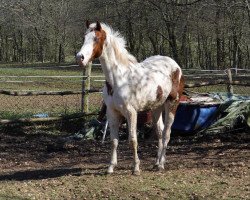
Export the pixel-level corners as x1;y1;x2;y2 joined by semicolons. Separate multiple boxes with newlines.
76;21;184;175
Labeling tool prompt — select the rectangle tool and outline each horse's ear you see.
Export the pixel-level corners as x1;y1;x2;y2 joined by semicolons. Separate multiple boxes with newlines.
96;21;101;31
86;20;90;28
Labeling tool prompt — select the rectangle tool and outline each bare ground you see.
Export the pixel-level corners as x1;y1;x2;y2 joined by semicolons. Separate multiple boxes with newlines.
0;130;249;200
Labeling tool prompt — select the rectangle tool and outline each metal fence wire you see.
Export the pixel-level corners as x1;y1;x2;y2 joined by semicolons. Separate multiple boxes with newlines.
0;66;249;122
0;89;104;120
0;94;82;118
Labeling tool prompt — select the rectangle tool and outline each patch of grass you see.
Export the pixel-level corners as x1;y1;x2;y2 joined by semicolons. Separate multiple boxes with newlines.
0;168;248;199
0;111;34;120
0;65;104;91
0;67;82;91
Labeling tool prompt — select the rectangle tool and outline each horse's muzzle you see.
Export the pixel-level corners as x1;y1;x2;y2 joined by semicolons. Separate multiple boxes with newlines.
76;53;85;67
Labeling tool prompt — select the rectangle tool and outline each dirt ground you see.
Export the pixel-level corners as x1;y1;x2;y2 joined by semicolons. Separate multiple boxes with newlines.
0;129;249;200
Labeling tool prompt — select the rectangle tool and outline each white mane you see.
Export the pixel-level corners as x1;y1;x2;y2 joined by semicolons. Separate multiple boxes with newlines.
100;23;138;66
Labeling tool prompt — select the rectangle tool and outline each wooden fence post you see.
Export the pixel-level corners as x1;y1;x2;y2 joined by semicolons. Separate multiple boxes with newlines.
81;62;92;113
226;68;234;94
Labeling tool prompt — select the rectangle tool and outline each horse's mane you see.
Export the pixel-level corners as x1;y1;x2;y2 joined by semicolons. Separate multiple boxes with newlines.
101;23;138;66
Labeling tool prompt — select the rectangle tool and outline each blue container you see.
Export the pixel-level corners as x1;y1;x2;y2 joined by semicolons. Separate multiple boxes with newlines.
33;113;49;118
172;102;220;133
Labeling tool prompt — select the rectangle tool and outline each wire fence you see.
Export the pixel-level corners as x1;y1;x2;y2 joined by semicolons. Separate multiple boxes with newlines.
0;65;249;124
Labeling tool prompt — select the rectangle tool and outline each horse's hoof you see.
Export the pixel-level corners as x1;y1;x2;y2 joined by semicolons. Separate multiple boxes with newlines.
107;167;114;174
132;170;141;176
107;171;113;175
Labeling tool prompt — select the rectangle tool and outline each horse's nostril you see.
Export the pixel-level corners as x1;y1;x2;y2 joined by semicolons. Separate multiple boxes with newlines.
81;55;84;60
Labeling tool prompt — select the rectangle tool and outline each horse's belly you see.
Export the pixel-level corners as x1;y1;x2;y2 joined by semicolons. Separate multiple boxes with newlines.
126;83;170;111
103;78;171;112
132;91;167;111
135;98;165;111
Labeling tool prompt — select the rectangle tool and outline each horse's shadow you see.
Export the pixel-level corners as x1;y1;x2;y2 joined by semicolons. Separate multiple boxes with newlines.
0;167;83;181
0;165;113;181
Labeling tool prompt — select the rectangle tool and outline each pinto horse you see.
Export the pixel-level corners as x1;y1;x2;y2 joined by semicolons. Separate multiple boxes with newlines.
76;21;184;175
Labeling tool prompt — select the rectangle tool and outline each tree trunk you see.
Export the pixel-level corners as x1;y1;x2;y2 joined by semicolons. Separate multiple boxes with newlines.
58;43;65;63
181;24;188;68
35;27;44;63
232;33;238;69
167;25;180;65
216;8;224;69
5;35;9;62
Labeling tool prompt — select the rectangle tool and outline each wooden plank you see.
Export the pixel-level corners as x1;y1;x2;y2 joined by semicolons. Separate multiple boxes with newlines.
0;89;102;96
184;80;250;88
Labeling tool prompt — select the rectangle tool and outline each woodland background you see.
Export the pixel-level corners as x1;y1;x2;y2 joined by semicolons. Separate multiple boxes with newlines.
0;0;249;69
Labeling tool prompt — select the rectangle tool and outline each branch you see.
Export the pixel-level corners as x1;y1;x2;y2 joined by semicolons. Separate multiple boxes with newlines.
175;0;204;6
246;0;250;26
152;30;170;42
147;0;203;7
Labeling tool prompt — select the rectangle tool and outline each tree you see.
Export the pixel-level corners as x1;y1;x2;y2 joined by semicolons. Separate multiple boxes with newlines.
0;0;248;69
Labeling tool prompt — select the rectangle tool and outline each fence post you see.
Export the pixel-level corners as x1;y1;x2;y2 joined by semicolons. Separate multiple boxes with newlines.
81;62;92;113
226;68;234;94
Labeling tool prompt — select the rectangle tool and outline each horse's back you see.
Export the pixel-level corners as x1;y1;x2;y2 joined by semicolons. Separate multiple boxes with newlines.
142;55;181;76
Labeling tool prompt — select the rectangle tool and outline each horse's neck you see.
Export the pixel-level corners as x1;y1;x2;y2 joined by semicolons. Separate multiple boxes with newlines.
99;46;131;87
99;57;116;85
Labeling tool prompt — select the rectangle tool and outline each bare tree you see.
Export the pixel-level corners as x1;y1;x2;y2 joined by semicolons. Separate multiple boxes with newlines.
0;0;248;68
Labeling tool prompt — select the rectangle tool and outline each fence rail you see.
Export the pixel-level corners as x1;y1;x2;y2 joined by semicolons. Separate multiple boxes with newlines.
0;80;249;96
0;89;102;96
0;64;249;124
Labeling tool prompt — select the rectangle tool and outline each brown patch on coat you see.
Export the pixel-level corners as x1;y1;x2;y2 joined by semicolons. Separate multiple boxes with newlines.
178;75;185;97
105;81;113;96
90;29;106;61
167;69;185;115
168;69;184;101
156;85;163;100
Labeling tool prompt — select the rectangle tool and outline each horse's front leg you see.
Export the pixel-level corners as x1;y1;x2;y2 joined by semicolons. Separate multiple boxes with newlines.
126;106;140;175
107;108;122;174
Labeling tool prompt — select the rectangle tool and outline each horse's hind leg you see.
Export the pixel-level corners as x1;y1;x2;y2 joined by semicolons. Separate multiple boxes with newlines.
158;98;179;171
107;108;122;174
152;106;164;168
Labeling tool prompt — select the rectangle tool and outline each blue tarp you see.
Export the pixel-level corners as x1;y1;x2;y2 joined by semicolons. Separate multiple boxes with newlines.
172;93;250;133
172;103;220;133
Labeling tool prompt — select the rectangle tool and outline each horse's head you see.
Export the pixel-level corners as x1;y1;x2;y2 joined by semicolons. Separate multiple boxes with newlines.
76;21;106;67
